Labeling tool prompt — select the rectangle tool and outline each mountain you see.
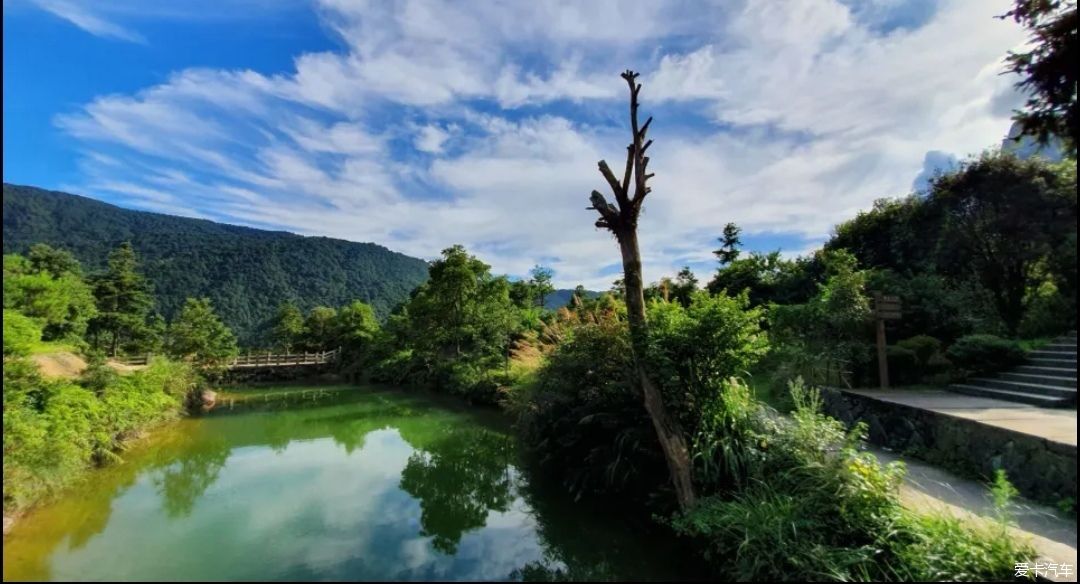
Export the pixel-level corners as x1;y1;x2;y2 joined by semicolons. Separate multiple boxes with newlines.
2;183;430;344
544;288;600;310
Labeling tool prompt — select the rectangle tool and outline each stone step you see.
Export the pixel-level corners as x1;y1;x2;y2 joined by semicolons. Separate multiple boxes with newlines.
968;377;1077;398
999;371;1077;389
1028;356;1078;368
1015;364;1077;376
1030;349;1077;360
1043;342;1077;350
948;384;1070;407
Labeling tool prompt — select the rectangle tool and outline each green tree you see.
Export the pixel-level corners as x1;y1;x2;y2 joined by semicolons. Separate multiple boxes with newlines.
3;309;43;356
529;265;555;309
934;152;1076;335
167;298;238;365
1001;0;1078;150
303;306;339;350
509;279;537;309
335;300;380;350
88;243;155;356
3;251;97;342
27;243;82;279
271;301;305;352
714;222;742;266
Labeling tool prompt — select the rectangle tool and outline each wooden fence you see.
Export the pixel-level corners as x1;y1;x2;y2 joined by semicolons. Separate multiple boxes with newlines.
111;347;342;369
227;347;342;369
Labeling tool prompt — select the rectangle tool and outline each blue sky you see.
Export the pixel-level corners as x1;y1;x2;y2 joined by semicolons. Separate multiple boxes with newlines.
2;0;1028;288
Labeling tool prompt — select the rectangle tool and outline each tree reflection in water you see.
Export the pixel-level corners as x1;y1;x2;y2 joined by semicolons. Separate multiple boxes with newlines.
398;427;516;554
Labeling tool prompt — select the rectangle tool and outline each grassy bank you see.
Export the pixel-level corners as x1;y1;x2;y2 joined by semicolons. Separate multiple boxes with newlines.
3;355;200;514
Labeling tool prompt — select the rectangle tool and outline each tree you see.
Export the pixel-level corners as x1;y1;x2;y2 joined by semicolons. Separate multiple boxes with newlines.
671;267;699;307
272;302;305;352
4;252;97;342
303;306;339;350
27;243;82;279
529;265;555;309
586;70;695;509
87;243;156;356
714;222;742;266
335;300;380;350
167;297;238;365
509;279;537;309
1000;0;1078;150
933;152;1076;335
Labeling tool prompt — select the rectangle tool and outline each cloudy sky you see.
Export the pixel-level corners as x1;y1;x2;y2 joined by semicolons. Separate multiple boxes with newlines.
3;0;1028;288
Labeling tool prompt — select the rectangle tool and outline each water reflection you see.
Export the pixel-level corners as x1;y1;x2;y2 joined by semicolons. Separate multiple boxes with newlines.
3;387;696;581
400;429;516;554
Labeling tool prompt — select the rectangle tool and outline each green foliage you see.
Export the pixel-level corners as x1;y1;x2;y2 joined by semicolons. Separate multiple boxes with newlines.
2;184;430;344
769;251;873;387
671;379;1032;582
87;243;156;355
529;265;555;309
373;245;521;403
645;291;769;428
4;309;43;356
885;345;920;386
896;335;943;367
166;297;239;366
713;222;742;266
270;302;305;351
3;356;198;512
828;153;1077;338
1001;0;1078;150
707;250;822;307
4;249;97;342
946;334;1027;377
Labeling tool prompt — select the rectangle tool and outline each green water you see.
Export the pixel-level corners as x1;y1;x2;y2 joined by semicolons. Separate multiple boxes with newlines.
3;385;694;581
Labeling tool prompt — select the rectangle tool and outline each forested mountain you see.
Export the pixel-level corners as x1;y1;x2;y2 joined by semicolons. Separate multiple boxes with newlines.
3;183;430;344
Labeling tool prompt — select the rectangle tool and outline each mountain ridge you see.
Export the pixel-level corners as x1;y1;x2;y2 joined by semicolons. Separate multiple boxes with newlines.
3;183;431;344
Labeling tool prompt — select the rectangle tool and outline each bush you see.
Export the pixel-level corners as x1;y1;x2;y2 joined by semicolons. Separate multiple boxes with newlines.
672;379;1034;581
3;356;198;512
896;335;943;367
3;309;43;356
946;334;1026;377
886;345;920;385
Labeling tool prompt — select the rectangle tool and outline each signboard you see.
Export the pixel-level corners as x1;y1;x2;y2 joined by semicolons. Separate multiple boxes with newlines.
873;294;903;389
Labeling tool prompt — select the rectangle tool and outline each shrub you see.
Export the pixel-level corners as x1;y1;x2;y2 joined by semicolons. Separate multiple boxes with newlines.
886;345;920;386
672;379;1034;581
3;309;42;356
946;334;1026;376
897;335;943;367
3;356;197;512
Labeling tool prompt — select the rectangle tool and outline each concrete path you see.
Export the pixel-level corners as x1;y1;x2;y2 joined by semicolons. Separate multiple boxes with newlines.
873;447;1077;582
850;388;1077;446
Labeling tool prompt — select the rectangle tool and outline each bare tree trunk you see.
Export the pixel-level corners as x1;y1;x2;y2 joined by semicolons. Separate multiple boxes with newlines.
588;70;696;510
618;230;696;509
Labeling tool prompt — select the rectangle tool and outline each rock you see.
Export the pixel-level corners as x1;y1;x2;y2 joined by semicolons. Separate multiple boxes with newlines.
200;390;217;411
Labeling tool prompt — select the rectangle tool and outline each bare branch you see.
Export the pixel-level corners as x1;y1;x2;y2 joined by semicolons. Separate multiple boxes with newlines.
597;160;626;205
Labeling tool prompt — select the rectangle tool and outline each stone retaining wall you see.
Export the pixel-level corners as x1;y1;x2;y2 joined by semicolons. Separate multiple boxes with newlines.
821;388;1076;506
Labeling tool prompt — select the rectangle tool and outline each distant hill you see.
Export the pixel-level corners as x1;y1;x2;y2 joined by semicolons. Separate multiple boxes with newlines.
2;183;430;344
544;288;600;310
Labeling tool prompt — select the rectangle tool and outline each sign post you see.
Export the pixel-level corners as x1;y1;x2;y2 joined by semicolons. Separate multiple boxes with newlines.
873;293;902;390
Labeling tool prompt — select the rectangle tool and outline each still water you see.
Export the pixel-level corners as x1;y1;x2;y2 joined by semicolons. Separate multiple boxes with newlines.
3;385;693;581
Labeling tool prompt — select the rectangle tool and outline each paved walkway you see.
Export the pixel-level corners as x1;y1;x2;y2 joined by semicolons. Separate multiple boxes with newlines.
849;388;1077;446
873;448;1077;582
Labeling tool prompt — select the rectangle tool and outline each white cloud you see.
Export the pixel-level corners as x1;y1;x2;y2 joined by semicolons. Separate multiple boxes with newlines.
52;0;1029;289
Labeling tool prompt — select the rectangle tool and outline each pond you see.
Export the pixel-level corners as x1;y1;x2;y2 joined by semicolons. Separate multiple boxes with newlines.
3;385;697;581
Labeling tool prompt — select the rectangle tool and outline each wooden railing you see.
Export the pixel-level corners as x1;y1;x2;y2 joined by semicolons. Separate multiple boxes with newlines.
111;347;342;369
115;354;153;366
227;347;342;369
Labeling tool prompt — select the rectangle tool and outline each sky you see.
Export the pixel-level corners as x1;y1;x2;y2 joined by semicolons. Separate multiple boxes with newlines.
2;0;1030;289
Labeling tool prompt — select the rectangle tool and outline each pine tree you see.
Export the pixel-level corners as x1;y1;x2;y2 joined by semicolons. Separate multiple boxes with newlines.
88;243;154;356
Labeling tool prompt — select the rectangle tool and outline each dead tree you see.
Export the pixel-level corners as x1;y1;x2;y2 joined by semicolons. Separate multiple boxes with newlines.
587;70;696;509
